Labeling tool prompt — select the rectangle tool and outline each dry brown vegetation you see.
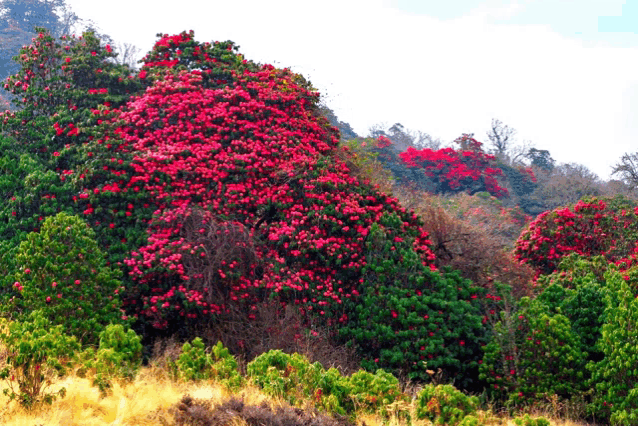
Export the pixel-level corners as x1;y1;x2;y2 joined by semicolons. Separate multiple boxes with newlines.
0;334;596;425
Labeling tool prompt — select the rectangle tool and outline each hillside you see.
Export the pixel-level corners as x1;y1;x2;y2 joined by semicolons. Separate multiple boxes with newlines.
1;27;638;426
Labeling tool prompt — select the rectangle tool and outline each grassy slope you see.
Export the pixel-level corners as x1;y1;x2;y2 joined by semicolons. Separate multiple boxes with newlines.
0;338;595;426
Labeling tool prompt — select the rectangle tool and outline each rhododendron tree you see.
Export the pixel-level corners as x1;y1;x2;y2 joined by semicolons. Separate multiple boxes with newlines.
1;213;128;347
480;296;586;406
0;27;149;290
514;196;638;277
398;134;509;198
337;212;485;390
60;32;437;342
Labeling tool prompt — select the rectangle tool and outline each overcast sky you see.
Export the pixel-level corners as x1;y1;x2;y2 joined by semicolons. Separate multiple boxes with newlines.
63;0;638;181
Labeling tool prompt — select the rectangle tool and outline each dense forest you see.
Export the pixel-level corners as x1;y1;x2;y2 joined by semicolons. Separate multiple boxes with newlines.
2;2;638;425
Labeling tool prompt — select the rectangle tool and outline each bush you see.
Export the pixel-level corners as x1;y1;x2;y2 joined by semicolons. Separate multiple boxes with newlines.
587;270;638;423
247;349;407;418
347;369;406;417
1;212;130;346
0;311;81;409
337;212;485;390
480;297;586;406
247;350;325;407
176;338;244;390
515;196;638;276
415;383;478;425
513;414;550;426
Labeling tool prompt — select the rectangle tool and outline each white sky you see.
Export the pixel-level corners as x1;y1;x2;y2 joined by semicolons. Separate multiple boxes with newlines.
63;0;638;181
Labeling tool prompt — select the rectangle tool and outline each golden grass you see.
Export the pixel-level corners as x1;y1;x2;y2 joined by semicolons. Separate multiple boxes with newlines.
0;327;598;426
0;360;598;426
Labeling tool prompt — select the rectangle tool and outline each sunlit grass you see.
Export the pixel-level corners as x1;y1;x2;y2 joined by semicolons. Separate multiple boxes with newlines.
0;348;598;426
0;319;597;426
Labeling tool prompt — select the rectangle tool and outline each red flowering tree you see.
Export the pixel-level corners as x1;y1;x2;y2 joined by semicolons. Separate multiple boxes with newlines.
514;196;638;277
397;134;508;198
63;32;438;340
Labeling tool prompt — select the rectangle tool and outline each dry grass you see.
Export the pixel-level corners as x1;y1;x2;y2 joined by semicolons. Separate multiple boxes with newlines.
0;335;598;426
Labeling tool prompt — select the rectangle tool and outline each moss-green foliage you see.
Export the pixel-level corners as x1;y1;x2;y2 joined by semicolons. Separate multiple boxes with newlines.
94;324;143;381
415;383;479;425
480;297;586;406
176;338;244;390
1;213;130;347
587;270;638;424
0;311;81;410
69;324;143;397
512;414;550;426
246;349;407;418
337;212;485;390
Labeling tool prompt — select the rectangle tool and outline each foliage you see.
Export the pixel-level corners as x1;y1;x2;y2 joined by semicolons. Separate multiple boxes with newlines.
0;27;437;354
70;324;143;397
0;310;81;410
247;349;406;418
337;213;485;390
398;134;509;198
80;35;436;339
480;297;586;406
338;137;395;197
587;270;638;424
514;195;638;276
535;255;608;362
247;350;326;407
1;212;130;346
94;324;143;381
415;383;479;425
175;338;244;390
0;27;150;301
512;414;550;426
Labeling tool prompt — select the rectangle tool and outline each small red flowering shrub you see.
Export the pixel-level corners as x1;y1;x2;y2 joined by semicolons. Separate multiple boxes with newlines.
398;134;509;199
514;195;638;277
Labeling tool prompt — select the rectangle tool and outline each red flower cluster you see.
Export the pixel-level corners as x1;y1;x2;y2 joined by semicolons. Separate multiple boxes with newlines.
515;197;638;277
398;135;509;198
75;32;437;329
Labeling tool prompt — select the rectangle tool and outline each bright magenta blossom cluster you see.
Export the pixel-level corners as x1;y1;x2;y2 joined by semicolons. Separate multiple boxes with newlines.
68;32;437;331
398;135;509;198
515;197;638;277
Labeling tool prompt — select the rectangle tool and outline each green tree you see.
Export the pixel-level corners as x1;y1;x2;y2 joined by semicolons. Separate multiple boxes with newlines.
2;212;130;347
587;270;638;424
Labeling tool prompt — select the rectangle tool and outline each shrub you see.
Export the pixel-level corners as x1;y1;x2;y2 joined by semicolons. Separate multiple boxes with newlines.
347;369;406;417
587;270;638;423
95;324;143;381
247;350;324;407
0;310;81;410
247;349;407;418
480;297;586;406
513;414;550;426
337;212;485;390
398;134;509;198
176;338;244;390
535;256;607;363
1;212;130;346
415;383;479;425
515;195;638;276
